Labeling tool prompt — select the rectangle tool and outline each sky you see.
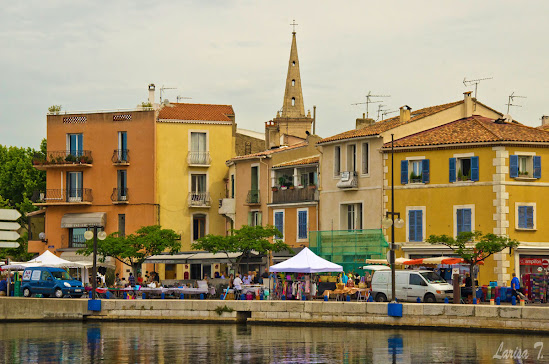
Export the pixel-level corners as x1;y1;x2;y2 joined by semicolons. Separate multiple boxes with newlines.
1;1;548;148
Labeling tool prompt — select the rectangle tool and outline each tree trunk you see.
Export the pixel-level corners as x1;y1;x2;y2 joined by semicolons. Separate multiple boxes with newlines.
470;263;476;303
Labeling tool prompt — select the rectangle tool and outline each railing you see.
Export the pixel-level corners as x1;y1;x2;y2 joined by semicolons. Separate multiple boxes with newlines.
112;149;130;164
246;190;260;204
33;150;93;166
33;189;93;204
187;151;211;165
188;192;211;207
111;188;129;203
272;186;318;204
69;234;87;249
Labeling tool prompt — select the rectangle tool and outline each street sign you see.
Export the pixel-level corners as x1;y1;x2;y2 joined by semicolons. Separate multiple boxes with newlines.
0;231;19;241
0;221;20;231
0;242;19;248
542;259;549;269
0;209;21;221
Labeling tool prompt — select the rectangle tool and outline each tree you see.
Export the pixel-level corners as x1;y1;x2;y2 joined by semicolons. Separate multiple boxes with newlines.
77;225;181;274
191;225;293;273
426;231;519;300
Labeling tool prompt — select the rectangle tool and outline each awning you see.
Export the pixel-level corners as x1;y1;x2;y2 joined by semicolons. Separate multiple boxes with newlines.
60;251;116;269
144;251;255;264
144;254;194;264
61;212;106;228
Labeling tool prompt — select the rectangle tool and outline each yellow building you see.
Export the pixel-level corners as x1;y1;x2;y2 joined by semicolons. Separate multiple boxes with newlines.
383;115;549;286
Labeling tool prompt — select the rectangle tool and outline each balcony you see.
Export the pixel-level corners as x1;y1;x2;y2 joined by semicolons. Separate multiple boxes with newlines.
33;189;93;205
246;190;261;205
272;186;318;204
336;171;358;189
112;149;130;165
188;192;211;207
33;151;93;170
187;152;211;166
111;188;129;204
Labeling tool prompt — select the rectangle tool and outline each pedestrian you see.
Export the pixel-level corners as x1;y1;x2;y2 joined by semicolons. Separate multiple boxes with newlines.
261;268;269;279
128;272;136;287
233;274;243;291
0;274;7;296
137;273;143;285
511;272;525;300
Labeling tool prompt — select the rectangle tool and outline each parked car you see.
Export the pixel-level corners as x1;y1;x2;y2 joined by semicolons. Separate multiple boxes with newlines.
371;269;453;303
21;267;84;298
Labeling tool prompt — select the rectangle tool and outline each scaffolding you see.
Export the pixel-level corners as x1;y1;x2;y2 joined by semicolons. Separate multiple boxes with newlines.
308;229;389;274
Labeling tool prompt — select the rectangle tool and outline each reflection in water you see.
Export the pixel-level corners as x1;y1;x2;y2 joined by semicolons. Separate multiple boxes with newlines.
0;322;548;363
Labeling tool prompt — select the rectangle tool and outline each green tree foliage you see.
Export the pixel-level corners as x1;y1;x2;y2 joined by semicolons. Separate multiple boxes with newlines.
191;225;293;269
426;231;519;297
77;225;181;273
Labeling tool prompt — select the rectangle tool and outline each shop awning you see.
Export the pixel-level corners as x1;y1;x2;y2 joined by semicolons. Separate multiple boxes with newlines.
144;253;194;264
144;251;257;264
59;251;116;269
61;212;106;228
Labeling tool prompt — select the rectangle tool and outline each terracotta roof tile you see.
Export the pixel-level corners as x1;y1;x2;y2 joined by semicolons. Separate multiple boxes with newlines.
273;156;320;168
537;124;549;131
230;142;308;161
383;116;549;149
158;103;234;122
318;100;464;144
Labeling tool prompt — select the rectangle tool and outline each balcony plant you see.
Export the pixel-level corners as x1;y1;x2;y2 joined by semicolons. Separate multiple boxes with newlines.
410;172;422;183
518;171;529;176
308;183;316;189
65;154;77;163
271;186;278;192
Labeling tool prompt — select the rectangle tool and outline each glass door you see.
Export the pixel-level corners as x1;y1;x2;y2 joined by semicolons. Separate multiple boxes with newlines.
67;172;83;201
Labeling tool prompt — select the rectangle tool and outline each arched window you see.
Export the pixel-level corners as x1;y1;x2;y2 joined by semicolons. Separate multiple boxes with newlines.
292;79;295;86
292;61;296;66
292;97;295;106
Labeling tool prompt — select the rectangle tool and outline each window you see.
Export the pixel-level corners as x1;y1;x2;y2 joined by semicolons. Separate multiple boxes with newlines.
401;159;430;184
292;79;295;86
408;210;423;242
67;133;83;156
69;228;87;248
230;174;235;198
456;208;472;234
300;171;317;187
409;274;424;286
274;210;284;240
510;155;541;178
165;264;176;280
449;156;478;182
343;203;362;230
410;161;422;183
117;170;127;200
291;97;295;106
193;214;206;240
118;131;127;162
362;142;369;175
41;270;52;281
248;211;262;227
347;144;356;172
118;214;126;237
67;171;83;201
190;132;208;164
191;174;206;194
334;147;341;176
292;61;296;66
298;209;308;240
517;204;536;230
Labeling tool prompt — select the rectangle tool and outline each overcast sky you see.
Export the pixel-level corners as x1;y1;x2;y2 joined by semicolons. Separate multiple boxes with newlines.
1;1;548;148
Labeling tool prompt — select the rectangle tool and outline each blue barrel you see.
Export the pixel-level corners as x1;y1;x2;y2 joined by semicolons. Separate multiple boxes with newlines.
496;297;501;305
512;296;517;305
142;293;146;300
444;297;449;304
416;297;421;303
180;293;184;300
324;295;328;301
281;295;286;300
346;295;351;302
473;298;477;304
240;294;246;300
367;295;373;302
200;293;204;300
161;292;165;299
123;292;127;299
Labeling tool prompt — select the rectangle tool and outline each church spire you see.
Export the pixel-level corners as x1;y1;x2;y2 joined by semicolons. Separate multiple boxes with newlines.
281;22;305;118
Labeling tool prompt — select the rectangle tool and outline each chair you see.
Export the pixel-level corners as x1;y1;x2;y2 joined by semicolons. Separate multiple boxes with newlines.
357;290;369;302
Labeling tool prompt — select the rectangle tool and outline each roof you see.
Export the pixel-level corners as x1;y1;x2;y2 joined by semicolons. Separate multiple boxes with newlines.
273;156;319;168
230;141;308;161
537;124;549;131
157;103;234;122
383;115;549;149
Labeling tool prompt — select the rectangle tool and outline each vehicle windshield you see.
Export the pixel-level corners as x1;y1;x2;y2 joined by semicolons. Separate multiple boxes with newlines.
51;271;73;280
420;271;446;284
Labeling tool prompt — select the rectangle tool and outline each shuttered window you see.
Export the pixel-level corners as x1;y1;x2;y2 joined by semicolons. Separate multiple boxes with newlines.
298;210;308;240
518;206;534;229
408;210;423;242
456;208;472;234
274;211;284;240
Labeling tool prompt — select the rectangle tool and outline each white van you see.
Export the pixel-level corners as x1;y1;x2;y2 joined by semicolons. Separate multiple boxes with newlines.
371;270;453;303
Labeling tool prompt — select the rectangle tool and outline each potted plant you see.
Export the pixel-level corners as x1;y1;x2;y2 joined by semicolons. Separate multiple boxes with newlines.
272;186;279;192
297;184;304;189
65;154;77;163
308;183;316;189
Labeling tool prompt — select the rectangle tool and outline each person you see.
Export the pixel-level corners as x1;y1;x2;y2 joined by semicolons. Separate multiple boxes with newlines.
0;275;7;296
137;273;144;285
152;272;160;283
128;272;135;287
464;273;472;288
115;273;122;286
252;271;259;284
261;268;269;279
511;272;525;300
233;274;243;291
341;273;349;285
243;272;252;285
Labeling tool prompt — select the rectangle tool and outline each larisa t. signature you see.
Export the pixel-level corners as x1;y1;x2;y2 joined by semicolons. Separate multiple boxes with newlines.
493;341;544;360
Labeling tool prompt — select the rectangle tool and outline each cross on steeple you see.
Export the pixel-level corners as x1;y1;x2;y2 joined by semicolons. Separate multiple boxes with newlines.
290;19;298;33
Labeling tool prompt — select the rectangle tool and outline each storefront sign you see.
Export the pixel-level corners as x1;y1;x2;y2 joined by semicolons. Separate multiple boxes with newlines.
520;258;545;266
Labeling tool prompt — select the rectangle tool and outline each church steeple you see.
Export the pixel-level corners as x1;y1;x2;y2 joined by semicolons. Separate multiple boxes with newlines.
281;23;305;118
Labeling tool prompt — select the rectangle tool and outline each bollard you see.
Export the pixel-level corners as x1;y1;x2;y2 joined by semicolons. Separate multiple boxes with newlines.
199;293;204;300
260;295;263;300
180;293;184;300
161;292;165;299
324;295;328;301
281;295;286;300
416;297;421;303
444;297;449;304
520;299;525;307
123;292;127;299
346;295;351;302
241;294;246;300
302;295;306;301
473;298;477;304
367;295;374;302
142;293;146;300
511;296;517;305
496;297;501;305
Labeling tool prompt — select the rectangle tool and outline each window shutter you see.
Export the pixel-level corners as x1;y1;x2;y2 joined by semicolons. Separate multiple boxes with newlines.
518;206;526;229
422;159;430;184
534;156;541;179
258;212;262;226
401;160;408;184
449;158;456;183
247;212;252;226
456;209;463;233
527;206;534;228
471;156;479;181
298;211;307;239
417;210;423;241
509;155;519;178
464;209;472;232
408;210;415;241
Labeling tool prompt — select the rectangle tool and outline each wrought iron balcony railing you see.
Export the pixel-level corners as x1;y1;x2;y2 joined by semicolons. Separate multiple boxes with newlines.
188;192;211;207
187;151;211;166
33;189;93;204
111;188;129;203
112;149;130;164
33;150;93;167
246;189;261;204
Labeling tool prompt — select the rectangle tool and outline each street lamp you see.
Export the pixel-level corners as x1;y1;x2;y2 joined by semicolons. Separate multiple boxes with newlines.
84;227;107;300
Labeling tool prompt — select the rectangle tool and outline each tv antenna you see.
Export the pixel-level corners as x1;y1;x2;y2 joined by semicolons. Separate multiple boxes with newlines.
376;104;386;121
176;95;192;102
506;92;527;114
351;91;391;118
463;77;492;111
160;85;177;103
382;109;398;120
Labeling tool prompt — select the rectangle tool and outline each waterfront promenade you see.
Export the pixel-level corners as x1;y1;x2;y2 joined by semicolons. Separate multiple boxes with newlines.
0;297;547;334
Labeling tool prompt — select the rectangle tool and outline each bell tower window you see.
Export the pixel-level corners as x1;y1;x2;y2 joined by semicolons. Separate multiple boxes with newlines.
292;98;295;106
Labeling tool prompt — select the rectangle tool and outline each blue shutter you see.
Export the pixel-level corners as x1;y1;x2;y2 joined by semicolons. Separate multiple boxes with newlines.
463;209;472;232
526;206;534;229
77;134;83;156
518;206;526;229
422;159;430;184
416;210;423;241
274;212;284;239
401;160;408;184
534;156;541;179
471;156;479;181
510;155;519;178
449;158;456;183
457;209;463;233
298;211;307;239
408;210;415;241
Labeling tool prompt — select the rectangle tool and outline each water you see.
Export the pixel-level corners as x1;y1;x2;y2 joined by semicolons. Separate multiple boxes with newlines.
1;322;548;363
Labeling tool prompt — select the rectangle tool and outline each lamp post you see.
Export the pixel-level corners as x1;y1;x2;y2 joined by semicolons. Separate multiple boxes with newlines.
382;134;405;302
84;227;107;300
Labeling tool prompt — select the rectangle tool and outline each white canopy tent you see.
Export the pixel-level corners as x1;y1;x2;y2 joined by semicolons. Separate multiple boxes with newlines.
27;250;86;268
269;247;343;273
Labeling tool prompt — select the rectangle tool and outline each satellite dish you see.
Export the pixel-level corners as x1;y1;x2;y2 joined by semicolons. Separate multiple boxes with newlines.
38;232;45;240
163;99;170;105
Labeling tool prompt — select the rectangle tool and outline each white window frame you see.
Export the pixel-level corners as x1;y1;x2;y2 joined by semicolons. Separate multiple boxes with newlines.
361;142;370;176
188;172;208;194
188;129;209;152
515;202;537;230
514;151;536;177
405;206;426;243
296;208;309;242
339;201;363;230
191;212;209;242
453;204;475;237
273;209;285;241
250;210;261;227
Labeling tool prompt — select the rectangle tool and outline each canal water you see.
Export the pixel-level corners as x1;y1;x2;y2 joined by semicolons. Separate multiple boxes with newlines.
1;322;548;363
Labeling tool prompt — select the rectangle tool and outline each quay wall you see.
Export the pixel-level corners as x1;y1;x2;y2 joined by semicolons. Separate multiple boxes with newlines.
1;297;547;333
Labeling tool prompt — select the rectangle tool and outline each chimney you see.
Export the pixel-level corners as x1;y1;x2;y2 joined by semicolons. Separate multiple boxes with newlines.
148;84;155;105
399;106;411;123
542;115;549;126
356;113;375;129
463;91;473;117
